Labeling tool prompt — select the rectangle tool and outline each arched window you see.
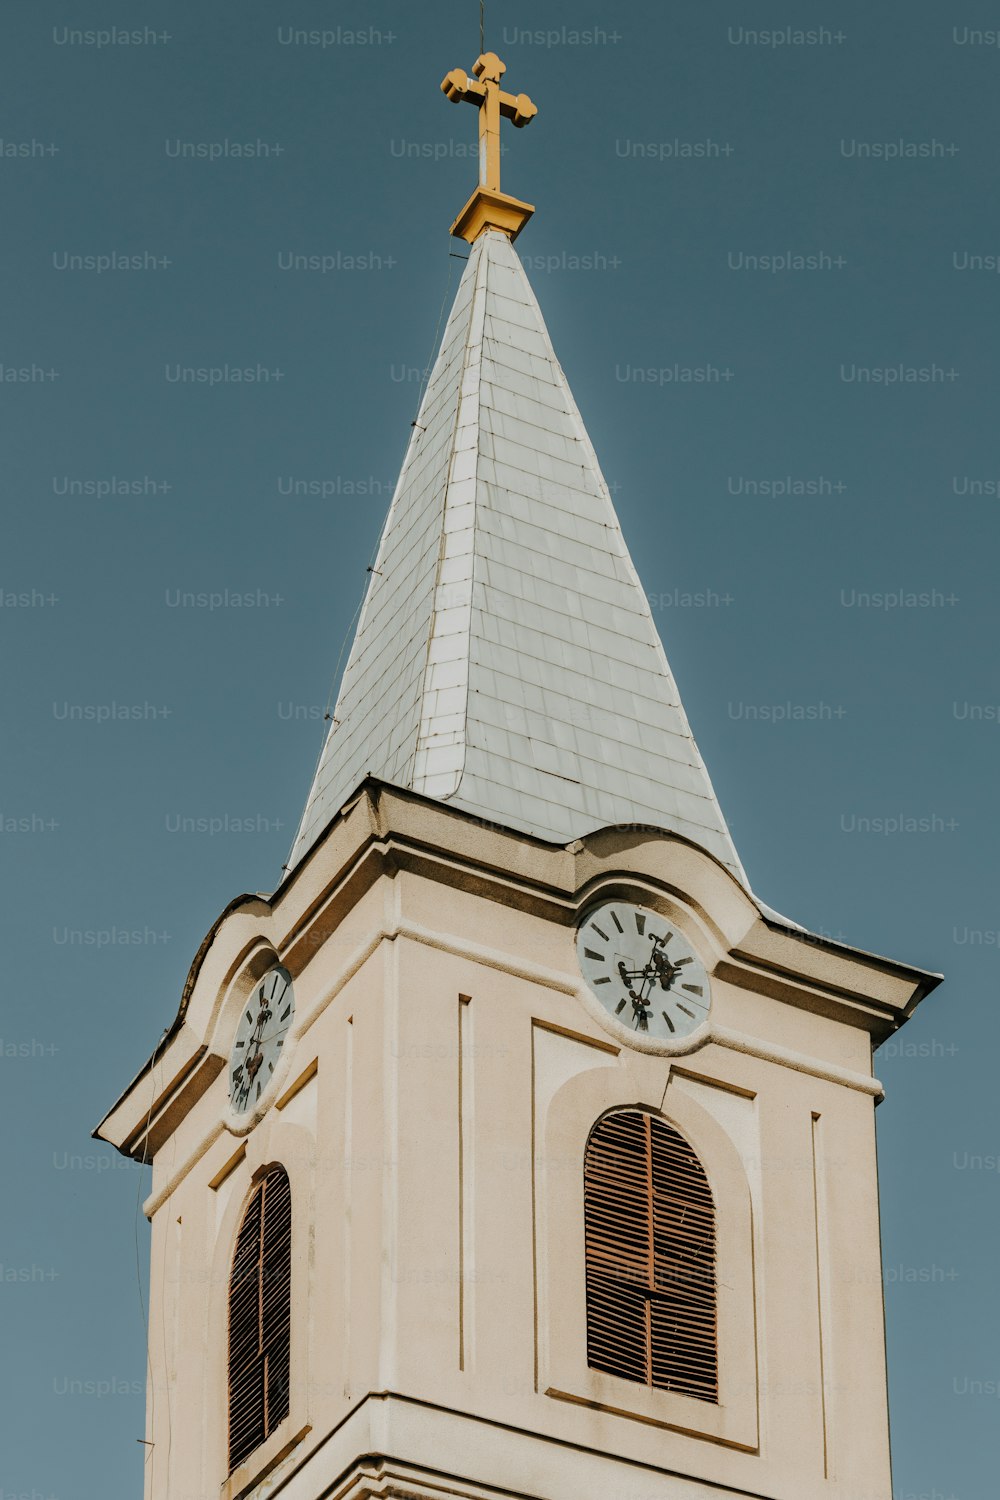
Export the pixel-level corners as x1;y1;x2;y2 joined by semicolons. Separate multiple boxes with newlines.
228;1167;292;1472
584;1110;717;1402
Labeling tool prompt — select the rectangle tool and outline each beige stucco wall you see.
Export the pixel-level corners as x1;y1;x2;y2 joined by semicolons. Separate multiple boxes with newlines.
104;792;930;1500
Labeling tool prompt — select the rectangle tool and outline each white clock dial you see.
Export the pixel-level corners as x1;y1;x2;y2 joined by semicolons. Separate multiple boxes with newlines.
577;902;711;1043
229;966;294;1115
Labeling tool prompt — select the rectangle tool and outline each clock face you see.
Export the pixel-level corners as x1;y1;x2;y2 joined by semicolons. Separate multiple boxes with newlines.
229;966;294;1115
577;902;711;1043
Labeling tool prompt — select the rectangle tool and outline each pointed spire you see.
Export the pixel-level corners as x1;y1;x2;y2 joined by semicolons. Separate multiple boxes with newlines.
289;231;747;886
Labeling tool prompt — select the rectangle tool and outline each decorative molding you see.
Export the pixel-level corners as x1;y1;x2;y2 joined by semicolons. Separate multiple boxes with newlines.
141;914;884;1214
276;1058;319;1112
208;1142;246;1191
97;794;934;1159
538;1062;759;1452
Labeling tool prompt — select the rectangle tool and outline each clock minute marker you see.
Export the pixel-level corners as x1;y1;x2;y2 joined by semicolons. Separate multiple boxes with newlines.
682;983;703;996
662;1010;675;1033
584;948;605;962
610;910;624;934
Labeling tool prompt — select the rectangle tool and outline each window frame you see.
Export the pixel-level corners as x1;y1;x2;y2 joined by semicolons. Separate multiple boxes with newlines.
539;1062;758;1450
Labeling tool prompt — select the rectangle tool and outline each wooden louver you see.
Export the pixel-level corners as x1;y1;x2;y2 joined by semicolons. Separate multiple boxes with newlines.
584;1110;718;1402
228;1167;292;1472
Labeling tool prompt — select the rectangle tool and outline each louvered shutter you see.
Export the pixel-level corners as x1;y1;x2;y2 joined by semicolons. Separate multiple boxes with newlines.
228;1168;292;1472
584;1111;717;1402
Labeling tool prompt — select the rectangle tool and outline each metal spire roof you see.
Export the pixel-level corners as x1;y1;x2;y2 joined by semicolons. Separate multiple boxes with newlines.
289;229;747;884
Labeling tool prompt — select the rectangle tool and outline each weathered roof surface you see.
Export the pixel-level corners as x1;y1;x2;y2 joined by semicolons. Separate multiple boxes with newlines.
289;229;747;884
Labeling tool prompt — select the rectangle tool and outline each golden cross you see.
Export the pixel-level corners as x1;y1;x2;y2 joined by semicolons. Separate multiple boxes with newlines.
441;52;538;243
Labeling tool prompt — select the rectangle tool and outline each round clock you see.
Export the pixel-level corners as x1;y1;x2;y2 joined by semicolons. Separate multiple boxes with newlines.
577;901;711;1043
228;965;294;1115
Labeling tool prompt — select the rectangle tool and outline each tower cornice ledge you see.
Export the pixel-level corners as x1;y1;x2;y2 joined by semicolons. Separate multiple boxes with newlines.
221;1390;773;1500
95;778;940;1162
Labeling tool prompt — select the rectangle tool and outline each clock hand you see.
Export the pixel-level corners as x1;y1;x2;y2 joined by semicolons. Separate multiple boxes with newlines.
246;997;271;1056
619;960;658;991
620;944;669;989
630;994;650;1030
233;1007;267;1102
620;942;673;1028
618;961;654;1017
649;946;681;991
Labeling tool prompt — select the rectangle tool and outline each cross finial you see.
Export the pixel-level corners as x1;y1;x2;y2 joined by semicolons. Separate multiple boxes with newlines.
441;52;538;243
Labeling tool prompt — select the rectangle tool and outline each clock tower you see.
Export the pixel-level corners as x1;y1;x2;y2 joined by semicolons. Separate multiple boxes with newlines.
97;50;940;1500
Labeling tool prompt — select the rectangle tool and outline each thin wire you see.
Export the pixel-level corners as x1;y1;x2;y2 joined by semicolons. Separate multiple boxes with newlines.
480;0;485;53
280;241;463;880
134;1038;167;1478
413;246;459;423
157;1091;176;1491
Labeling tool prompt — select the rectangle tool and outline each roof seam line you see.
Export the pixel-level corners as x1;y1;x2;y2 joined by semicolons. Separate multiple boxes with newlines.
407;236;488;795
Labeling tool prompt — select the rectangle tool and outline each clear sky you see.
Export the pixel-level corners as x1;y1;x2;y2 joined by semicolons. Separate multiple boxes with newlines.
2;1;997;1494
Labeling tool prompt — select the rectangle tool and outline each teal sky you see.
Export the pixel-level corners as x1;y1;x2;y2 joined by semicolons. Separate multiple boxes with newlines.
2;1;998;1494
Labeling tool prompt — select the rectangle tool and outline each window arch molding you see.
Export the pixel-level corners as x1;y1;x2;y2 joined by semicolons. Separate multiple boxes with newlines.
206;941;294;1135
205;1121;314;1497
538;1058;758;1450
202;930;278;1066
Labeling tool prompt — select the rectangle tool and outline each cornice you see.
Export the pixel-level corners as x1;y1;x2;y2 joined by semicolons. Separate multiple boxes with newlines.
95;779;941;1159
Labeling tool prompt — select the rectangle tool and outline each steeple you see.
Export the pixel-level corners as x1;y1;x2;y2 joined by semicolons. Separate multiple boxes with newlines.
290;60;746;884
95;50;942;1500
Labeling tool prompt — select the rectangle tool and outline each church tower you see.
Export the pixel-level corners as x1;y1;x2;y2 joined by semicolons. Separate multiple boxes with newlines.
97;51;940;1500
